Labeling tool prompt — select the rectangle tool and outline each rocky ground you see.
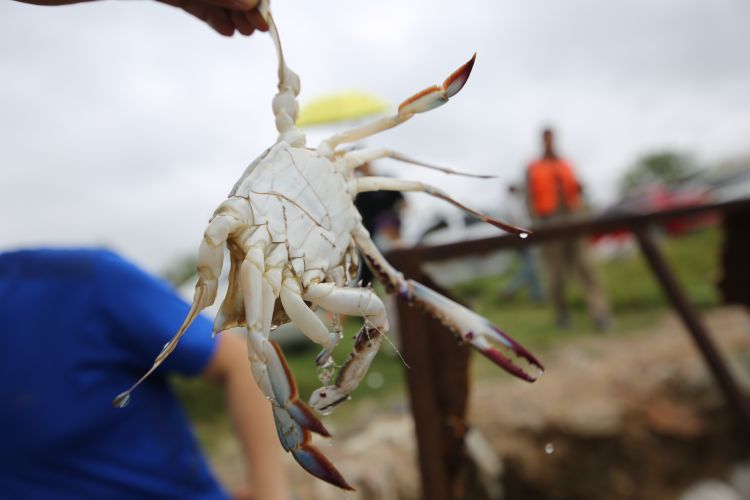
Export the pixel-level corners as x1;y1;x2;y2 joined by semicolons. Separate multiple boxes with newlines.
209;307;750;500
470;306;750;500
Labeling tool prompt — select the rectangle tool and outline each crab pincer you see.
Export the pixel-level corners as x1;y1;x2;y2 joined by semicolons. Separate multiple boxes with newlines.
407;281;544;382
265;341;354;490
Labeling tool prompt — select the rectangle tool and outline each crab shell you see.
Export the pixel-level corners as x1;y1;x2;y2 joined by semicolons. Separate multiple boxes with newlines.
225;143;359;293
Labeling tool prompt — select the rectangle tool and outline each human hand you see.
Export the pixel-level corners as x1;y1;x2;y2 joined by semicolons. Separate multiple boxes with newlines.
14;0;268;37
155;0;268;37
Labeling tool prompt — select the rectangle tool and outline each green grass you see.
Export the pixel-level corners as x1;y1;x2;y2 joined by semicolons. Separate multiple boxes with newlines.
174;226;722;444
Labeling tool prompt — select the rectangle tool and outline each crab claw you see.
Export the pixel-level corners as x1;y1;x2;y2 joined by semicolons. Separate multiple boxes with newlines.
405;280;544;382
398;53;476;116
266;342;354;490
272;405;354;491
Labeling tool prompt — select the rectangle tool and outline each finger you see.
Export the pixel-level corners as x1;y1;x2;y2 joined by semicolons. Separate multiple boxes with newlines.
247;8;268;31
177;0;209;23
203;0;258;11
205;7;236;36
231;10;256;36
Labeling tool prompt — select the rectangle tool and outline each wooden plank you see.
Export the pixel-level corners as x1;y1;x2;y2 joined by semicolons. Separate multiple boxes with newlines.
388;198;750;263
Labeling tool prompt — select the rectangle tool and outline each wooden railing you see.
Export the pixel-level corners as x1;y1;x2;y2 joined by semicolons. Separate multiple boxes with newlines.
386;197;750;500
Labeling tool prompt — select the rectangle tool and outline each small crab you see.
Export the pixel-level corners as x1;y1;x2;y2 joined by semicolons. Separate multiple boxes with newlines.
114;1;543;490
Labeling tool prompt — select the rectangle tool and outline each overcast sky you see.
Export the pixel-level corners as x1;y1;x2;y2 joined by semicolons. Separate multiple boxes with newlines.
2;0;749;273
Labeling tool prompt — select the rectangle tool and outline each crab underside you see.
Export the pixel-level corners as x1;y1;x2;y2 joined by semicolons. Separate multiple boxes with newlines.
114;0;543;490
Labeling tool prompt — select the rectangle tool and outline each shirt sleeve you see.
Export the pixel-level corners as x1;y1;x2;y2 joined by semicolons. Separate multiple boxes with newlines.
94;251;217;377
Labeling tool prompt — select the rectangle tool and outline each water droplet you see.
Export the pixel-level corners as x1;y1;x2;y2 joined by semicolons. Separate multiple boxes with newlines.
544;442;555;455
317;358;335;384
519;232;529;239
366;371;384;390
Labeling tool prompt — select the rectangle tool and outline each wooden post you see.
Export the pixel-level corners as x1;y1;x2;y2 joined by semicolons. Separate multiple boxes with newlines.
390;255;472;500
634;225;750;430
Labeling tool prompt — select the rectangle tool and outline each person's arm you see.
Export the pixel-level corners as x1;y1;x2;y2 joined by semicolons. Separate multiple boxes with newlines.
13;0;268;37
202;332;288;500
524;165;537;221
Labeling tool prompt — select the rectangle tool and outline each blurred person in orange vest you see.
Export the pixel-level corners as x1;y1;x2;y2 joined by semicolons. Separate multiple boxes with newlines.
526;127;612;331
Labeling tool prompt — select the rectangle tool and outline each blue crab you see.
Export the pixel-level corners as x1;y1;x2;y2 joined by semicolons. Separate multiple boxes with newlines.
114;1;543;490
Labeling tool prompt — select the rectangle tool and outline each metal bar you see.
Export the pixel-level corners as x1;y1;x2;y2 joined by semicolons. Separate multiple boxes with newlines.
633;225;750;429
392;256;472;500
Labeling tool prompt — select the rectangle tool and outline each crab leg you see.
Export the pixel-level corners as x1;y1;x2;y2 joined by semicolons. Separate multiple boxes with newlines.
242;246;274;395
303;283;388;414
265;340;353;491
213;243;246;334
356;176;530;237
353;225;544;382
319;54;476;156
240;248;353;490
112;212;242;408
256;0;304;146
341;147;494;179
279;274;340;365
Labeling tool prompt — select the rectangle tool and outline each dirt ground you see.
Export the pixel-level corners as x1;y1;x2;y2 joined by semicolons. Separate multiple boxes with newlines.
209;306;750;500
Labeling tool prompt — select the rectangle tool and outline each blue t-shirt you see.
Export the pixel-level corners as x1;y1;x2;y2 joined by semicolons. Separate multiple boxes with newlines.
0;249;227;500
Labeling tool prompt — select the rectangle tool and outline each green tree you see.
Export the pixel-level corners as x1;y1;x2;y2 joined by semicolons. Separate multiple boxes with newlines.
620;151;700;195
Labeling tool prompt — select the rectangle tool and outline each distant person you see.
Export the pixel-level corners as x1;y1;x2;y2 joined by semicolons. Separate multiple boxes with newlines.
355;162;406;286
500;184;545;304
14;0;268;37
0;248;287;500
525;128;613;330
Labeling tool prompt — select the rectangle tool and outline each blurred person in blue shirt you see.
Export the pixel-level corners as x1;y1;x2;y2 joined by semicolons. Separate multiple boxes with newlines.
0;248;288;500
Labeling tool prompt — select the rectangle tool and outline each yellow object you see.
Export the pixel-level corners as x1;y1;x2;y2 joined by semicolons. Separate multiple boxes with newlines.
296;91;389;127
